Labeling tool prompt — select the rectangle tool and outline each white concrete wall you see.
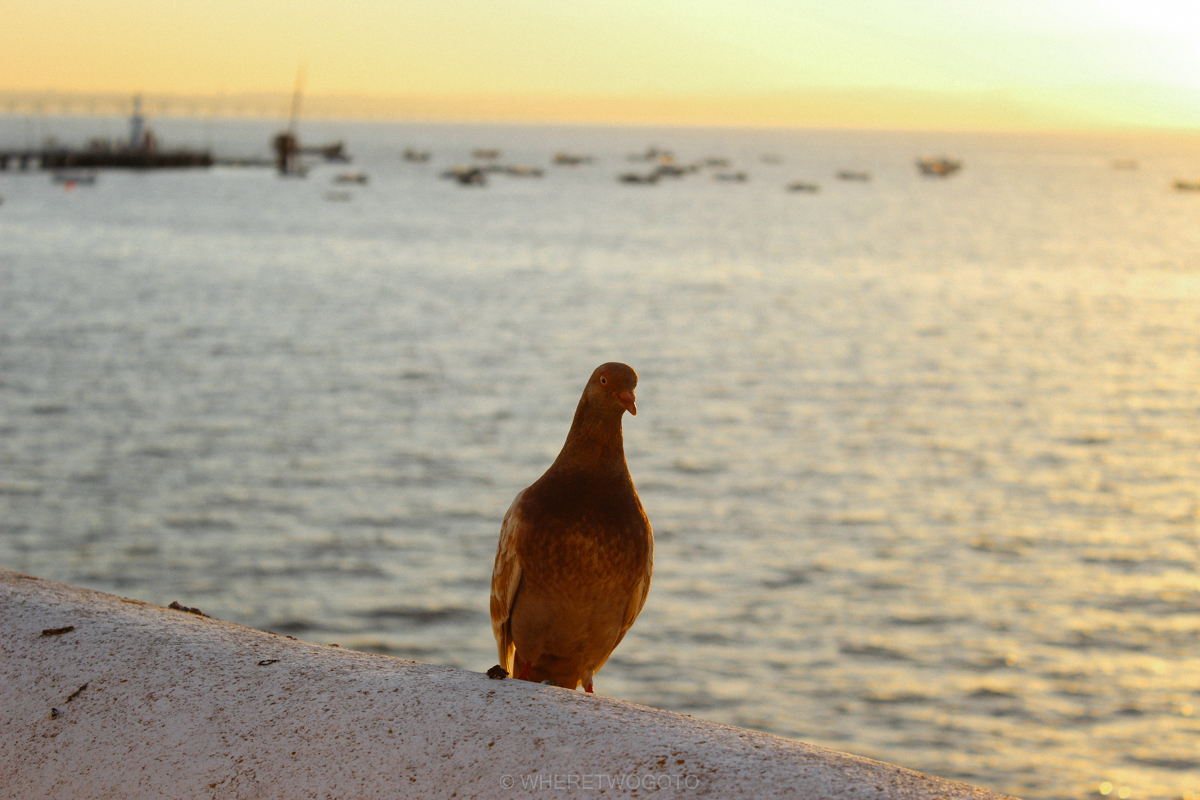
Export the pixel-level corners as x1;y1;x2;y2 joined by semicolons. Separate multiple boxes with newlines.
0;569;1015;799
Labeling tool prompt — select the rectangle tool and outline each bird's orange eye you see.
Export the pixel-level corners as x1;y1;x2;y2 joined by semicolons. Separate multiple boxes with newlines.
600;375;608;385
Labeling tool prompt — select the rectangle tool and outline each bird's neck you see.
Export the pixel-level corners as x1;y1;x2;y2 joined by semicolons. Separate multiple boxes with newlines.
550;399;627;477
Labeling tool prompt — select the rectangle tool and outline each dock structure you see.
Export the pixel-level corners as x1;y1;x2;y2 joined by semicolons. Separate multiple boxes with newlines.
0;145;213;171
0;150;44;171
0;95;213;171
0;568;1016;800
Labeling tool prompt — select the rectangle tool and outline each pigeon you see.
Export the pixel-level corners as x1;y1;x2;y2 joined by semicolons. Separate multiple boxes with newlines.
490;362;653;692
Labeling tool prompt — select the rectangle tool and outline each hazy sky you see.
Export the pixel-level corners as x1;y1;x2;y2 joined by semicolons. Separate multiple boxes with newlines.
4;0;1199;126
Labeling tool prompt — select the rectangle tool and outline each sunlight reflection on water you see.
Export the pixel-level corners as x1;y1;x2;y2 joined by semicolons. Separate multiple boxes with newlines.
2;119;1199;799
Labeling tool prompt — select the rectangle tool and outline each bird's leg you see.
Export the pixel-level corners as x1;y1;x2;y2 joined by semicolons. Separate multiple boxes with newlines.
516;661;533;681
583;674;594;693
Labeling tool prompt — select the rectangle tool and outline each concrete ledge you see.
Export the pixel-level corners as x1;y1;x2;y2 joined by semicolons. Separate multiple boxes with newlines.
0;569;1015;799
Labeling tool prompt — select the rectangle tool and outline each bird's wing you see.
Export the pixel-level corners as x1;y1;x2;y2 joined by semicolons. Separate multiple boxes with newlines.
490;490;526;673
595;525;654;673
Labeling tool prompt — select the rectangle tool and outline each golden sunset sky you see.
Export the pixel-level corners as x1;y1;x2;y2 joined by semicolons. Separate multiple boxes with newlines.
3;0;1199;129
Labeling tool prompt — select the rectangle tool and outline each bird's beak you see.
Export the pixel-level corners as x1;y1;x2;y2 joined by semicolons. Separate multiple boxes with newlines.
616;390;637;416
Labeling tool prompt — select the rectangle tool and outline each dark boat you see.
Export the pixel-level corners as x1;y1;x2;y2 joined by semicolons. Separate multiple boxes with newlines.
654;161;696;178
302;142;349;162
628;146;673;162
442;165;487;185
916;157;961;177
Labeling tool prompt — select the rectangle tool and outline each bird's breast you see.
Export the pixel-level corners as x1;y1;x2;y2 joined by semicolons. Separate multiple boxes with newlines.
516;471;652;592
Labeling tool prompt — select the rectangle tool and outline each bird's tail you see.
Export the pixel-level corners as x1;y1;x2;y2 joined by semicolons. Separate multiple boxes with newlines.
497;640;515;674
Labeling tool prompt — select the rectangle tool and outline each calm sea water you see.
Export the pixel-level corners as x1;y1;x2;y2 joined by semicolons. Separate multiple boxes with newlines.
2;116;1200;799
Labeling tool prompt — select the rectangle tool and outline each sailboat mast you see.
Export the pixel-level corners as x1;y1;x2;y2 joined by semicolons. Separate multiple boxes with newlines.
287;63;306;136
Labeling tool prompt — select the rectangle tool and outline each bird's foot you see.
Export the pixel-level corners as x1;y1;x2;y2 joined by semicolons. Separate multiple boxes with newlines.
516;662;533;681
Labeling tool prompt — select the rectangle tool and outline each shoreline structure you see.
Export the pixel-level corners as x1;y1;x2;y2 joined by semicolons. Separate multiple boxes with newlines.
0;569;1014;799
1;89;1197;132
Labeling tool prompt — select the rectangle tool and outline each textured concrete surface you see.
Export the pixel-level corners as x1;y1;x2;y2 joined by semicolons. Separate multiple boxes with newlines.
0;569;1017;799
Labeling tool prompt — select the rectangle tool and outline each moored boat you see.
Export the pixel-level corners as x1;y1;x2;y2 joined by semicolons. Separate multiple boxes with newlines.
916;157;962;177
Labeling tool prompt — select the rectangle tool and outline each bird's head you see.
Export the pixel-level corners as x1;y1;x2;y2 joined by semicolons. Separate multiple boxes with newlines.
588;362;638;416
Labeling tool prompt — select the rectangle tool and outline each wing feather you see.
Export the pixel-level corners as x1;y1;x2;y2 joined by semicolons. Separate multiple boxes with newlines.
594;523;653;674
489;490;526;672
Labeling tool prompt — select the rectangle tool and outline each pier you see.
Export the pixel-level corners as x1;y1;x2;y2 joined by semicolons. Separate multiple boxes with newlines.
0;95;212;171
0;146;214;170
0;150;43;171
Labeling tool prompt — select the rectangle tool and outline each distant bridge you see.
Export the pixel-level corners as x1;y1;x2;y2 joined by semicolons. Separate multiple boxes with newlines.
0;91;294;120
0;90;460;122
